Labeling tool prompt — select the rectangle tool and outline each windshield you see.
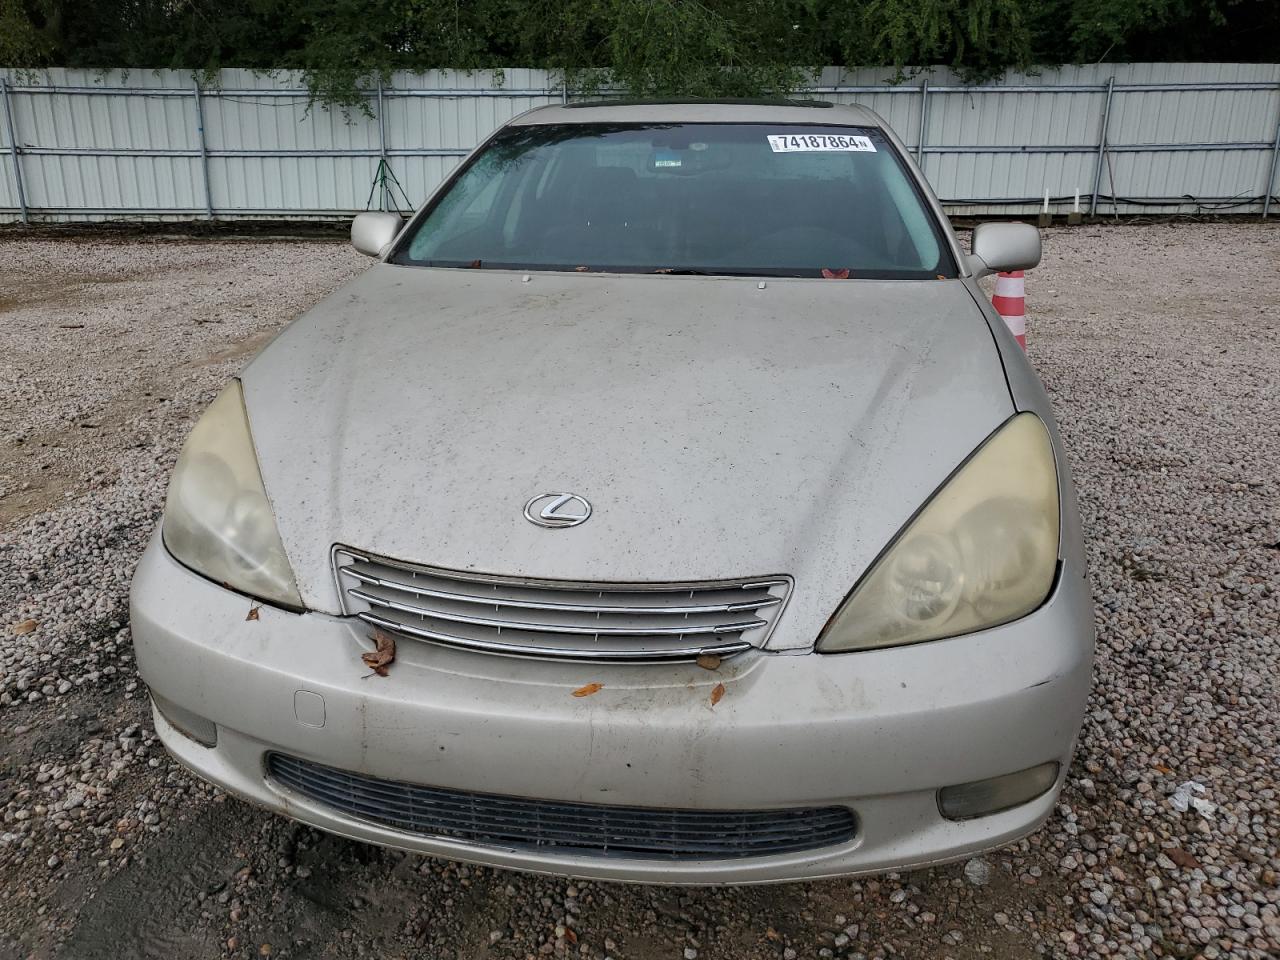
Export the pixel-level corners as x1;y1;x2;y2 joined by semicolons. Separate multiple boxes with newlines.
392;122;955;279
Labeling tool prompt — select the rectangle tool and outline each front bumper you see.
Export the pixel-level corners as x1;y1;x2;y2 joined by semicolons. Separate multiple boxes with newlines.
130;534;1094;884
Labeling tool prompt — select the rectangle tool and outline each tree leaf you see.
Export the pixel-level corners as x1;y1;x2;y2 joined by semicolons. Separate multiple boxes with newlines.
361;629;397;677
710;682;725;706
245;605;261;621
12;619;38;635
695;654;721;671
572;682;604;697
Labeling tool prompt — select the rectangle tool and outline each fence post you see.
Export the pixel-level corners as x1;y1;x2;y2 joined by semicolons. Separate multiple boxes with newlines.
1263;113;1280;219
376;78;389;211
1089;77;1116;217
192;78;214;220
0;77;29;224
916;78;929;168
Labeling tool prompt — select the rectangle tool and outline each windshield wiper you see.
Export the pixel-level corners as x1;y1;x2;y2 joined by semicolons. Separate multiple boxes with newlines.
650;267;781;277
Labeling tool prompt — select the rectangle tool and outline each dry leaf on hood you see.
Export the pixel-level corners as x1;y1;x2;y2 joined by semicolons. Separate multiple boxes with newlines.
572;682;604;698
12;619;38;635
695;654;721;671
245;605;261;622
710;682;725;706
362;630;397;677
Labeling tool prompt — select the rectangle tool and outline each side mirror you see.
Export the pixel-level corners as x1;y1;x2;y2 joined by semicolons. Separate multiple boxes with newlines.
351;212;404;258
967;222;1041;278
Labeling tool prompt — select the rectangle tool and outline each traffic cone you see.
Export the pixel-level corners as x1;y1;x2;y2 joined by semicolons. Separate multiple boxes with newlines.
992;270;1026;350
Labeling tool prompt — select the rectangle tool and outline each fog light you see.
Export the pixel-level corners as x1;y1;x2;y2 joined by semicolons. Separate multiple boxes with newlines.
150;692;218;747
938;762;1060;820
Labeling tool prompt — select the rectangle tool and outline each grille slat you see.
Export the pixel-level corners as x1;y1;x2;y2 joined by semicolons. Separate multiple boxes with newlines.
340;566;785;615
267;754;856;860
355;612;755;661
348;587;768;637
334;548;791;662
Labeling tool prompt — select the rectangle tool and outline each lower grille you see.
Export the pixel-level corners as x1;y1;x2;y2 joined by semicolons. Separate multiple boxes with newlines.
266;754;856;861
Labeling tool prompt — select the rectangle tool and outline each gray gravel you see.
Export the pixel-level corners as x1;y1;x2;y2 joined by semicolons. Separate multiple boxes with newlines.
1;223;1278;960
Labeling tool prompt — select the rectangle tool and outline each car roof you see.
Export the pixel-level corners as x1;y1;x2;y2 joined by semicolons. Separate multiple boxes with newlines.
510;99;884;128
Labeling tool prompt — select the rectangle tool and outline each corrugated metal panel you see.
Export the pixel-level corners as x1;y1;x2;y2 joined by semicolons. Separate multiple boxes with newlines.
3;68;203;216
822;62;1280;215
923;62;1280;215
204;67;378;214
0;81;20;211
2;64;1278;222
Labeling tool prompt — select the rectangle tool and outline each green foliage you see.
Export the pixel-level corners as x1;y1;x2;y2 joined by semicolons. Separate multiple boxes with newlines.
1051;0;1236;61
3;0;1278;108
603;0;813;97
0;1;43;65
832;0;1035;82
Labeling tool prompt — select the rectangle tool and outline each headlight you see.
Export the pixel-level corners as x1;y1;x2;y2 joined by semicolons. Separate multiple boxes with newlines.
818;413;1058;652
162;380;303;610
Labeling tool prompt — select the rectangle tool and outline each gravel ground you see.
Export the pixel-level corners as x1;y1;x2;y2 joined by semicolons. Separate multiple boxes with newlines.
1;224;1277;960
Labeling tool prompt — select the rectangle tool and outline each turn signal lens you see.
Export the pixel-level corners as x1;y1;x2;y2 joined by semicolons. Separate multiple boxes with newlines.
817;413;1059;652
938;762;1061;820
151;693;218;748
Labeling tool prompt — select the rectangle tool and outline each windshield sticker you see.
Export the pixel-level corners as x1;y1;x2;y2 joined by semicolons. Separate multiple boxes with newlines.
767;134;876;153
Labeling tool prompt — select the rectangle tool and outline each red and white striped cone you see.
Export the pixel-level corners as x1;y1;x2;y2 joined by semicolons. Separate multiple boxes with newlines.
992;270;1026;350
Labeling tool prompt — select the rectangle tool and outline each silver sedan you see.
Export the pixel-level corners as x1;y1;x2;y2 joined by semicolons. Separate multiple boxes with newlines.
130;99;1093;883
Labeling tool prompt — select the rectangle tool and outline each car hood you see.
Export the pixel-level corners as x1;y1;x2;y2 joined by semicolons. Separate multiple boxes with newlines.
242;265;1013;648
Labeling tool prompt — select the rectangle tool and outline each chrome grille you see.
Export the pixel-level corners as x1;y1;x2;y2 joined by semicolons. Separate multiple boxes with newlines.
333;547;790;662
267;753;856;860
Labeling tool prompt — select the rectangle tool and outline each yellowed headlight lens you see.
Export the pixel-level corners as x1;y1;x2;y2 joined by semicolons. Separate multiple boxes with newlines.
818;413;1059;652
162;380;303;610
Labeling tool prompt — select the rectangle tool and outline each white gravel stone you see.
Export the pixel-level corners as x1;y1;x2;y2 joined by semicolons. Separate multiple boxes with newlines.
964;858;992;886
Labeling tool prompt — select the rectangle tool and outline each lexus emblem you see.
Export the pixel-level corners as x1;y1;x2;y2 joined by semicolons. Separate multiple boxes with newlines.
524;493;592;529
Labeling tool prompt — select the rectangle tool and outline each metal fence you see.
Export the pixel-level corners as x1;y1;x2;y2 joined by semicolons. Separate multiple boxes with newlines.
2;63;1279;223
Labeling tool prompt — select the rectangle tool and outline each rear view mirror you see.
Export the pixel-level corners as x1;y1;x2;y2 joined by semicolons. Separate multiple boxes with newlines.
351;212;404;258
967;222;1041;278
